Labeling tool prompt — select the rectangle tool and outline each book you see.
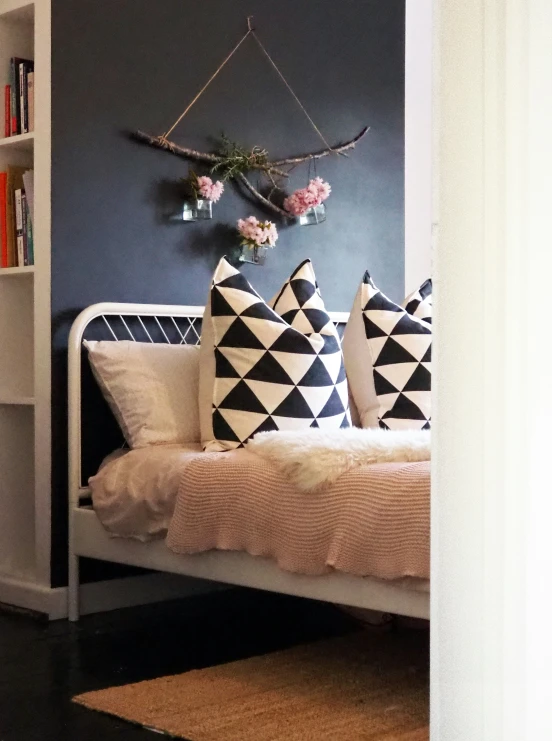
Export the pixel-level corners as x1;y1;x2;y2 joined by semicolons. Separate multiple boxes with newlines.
25;199;34;265
20;61;34;134
10;59;17;135
22;170;34;225
19;63;25;135
21;191;28;266
0;172;7;267
14;187;24;266
5;166;26;267
10;58;33;135
27;72;34;133
4;85;10;138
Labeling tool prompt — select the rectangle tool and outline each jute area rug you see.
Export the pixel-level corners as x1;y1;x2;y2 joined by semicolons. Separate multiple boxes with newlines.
73;630;429;741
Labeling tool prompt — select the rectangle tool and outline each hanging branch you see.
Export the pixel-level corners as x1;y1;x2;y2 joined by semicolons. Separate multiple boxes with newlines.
131;131;289;179
130;126;369;217
269;126;369;166
235;172;291;219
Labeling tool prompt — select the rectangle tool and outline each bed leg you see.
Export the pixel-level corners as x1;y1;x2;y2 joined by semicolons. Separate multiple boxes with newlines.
68;553;80;622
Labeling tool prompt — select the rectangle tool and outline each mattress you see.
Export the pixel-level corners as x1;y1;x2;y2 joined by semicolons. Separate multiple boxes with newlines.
90;445;430;584
89;444;203;541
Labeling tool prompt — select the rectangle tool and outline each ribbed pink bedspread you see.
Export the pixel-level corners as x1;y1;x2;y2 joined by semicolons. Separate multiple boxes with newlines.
166;449;430;582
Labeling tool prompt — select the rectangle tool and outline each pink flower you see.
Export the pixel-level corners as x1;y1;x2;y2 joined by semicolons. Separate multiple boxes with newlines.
208;180;224;203
283;178;331;216
237;216;278;248
312;176;331;201
196;175;224;202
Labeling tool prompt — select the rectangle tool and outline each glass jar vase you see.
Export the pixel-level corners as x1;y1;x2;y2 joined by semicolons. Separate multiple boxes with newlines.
194;198;213;220
179;199;213;222
238;244;269;265
298;203;326;226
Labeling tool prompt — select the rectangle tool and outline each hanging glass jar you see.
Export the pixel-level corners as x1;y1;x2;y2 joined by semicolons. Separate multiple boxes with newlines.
298;203;326;226
194;198;213;219
179;198;213;222
238;244;269;265
180;201;197;222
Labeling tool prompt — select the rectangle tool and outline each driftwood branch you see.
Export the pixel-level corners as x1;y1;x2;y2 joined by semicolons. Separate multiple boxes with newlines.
236;173;292;220
131;131;288;178
268;126;370;167
131;130;219;163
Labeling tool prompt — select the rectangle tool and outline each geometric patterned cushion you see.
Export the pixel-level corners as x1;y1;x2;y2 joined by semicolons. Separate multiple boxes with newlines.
204;257;350;451
343;271;431;431
402;278;432;324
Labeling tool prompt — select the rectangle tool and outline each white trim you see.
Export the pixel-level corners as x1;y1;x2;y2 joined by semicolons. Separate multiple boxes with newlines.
0;571;226;620
0;572;57;615
33;0;53;587
405;0;433;295
432;0;552;736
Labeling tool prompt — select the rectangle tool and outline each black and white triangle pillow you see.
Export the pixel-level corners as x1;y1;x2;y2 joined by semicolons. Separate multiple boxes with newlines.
202;257;350;451
343;272;431;431
402;278;432;324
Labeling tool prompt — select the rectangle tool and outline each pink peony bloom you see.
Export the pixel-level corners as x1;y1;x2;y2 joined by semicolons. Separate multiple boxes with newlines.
196;175;224;202
209;180;224;202
237;216;278;248
312;176;331;201
283;178;331;216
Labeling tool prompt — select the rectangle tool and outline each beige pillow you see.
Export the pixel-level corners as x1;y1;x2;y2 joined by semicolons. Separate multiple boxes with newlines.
341;286;380;428
85;340;200;448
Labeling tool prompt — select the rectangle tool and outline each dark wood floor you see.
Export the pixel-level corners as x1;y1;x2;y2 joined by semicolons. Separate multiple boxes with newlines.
0;588;361;740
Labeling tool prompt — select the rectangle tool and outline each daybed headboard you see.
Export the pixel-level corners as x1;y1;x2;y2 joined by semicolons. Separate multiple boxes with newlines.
68;303;349;502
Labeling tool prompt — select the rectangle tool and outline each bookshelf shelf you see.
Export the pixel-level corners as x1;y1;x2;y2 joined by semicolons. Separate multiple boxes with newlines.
0;1;34;24
0;265;34;275
0;394;34;405
0;131;33;152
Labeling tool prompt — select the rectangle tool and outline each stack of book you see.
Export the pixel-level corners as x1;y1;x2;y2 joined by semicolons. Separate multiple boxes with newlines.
4;57;34;137
0;167;34;267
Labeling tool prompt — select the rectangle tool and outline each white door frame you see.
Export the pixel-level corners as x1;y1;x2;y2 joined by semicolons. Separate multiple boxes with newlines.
432;0;552;737
405;0;433;295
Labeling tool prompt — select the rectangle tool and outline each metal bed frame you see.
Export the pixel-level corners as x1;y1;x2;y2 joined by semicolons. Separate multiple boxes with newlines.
67;302;430;622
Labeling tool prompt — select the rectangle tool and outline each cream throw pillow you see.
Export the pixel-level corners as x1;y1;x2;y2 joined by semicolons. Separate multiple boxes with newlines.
85;340;200;448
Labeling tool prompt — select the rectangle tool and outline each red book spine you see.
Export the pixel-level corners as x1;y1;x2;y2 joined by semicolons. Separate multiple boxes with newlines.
0;172;7;268
4;85;10;138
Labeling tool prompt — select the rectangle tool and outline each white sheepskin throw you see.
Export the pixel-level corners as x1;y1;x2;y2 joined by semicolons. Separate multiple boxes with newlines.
246;428;431;493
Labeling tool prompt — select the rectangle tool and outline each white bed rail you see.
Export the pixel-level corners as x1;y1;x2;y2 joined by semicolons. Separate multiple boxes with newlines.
68;303;206;505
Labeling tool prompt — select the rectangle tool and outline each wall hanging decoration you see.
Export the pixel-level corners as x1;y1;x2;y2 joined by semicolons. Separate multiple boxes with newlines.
237;216;278;265
130;17;368;222
178;171;224;221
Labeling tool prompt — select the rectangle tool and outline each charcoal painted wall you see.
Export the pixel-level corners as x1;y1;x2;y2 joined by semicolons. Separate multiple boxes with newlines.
51;0;405;585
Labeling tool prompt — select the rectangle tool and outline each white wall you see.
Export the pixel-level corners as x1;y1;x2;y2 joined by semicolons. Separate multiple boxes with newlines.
405;0;433;295
432;0;552;736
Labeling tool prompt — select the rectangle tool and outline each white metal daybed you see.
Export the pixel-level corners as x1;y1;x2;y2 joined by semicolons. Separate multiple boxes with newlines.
67;302;430;622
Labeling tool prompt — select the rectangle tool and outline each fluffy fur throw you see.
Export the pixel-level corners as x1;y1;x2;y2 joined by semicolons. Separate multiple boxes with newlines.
246;428;431;493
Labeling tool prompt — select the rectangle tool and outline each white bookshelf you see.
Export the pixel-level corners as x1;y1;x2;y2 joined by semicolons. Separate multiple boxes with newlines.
0;0;51;609
0;131;34;152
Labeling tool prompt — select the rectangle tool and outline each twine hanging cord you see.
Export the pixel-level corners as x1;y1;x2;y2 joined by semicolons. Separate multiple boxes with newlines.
161;17;334;153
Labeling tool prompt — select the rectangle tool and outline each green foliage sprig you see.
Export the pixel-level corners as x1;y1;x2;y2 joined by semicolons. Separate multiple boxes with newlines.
210;135;269;181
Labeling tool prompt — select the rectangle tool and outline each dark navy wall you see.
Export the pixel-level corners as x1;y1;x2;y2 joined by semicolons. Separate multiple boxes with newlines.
51;0;405;585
